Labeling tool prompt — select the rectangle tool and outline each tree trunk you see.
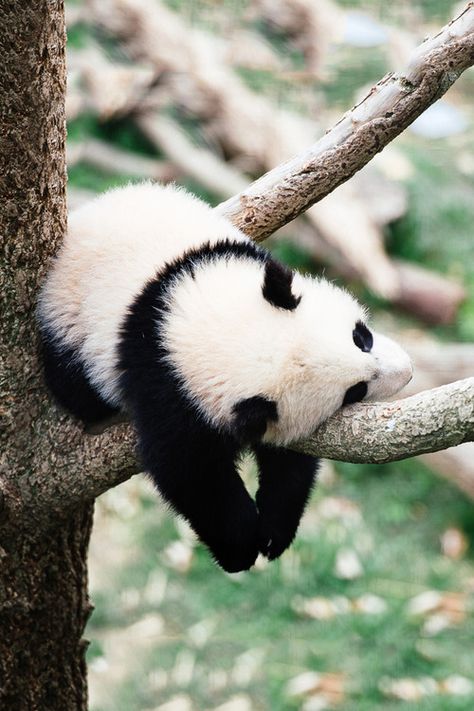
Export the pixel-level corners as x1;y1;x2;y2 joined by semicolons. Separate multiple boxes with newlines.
0;510;93;710
0;3;92;708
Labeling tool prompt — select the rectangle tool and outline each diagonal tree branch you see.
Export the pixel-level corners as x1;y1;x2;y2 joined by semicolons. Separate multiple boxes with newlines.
216;3;474;238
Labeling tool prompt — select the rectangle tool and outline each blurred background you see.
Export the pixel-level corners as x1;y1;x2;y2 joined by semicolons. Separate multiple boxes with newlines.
67;0;474;708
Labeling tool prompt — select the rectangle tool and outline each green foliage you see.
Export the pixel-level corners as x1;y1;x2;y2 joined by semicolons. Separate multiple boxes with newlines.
101;119;161;156
335;0;453;22
68;162;139;193
68;115;160;155
67;22;95;49
386;144;474;342
270;239;319;274
322;47;388;109
87;459;474;710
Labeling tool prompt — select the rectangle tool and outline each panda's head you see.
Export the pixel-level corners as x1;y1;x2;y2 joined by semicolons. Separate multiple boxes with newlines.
232;258;412;446
162;253;413;446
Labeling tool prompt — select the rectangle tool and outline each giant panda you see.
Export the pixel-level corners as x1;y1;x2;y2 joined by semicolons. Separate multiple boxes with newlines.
37;182;412;572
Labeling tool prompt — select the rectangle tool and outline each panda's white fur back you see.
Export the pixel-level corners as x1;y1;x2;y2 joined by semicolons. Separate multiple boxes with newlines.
38;182;247;405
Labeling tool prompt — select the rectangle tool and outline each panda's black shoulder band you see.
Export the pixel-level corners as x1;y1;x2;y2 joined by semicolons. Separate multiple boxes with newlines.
262;259;301;311
155;238;267;288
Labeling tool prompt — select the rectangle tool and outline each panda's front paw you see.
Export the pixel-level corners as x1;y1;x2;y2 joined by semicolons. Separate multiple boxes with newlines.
258;516;296;561
207;507;260;573
212;541;259;573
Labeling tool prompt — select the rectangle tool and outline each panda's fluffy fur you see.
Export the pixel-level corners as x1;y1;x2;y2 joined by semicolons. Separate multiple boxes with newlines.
37;183;412;572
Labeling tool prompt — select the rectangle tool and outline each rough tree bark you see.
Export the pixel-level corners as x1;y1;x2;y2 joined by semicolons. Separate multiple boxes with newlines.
297;379;474;464
0;2;92;709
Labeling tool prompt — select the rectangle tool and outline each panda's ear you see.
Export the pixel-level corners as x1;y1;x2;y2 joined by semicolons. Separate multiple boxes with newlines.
232;396;278;444
262;259;301;311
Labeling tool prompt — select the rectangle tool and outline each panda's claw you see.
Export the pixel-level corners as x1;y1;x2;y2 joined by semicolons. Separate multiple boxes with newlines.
258;519;295;561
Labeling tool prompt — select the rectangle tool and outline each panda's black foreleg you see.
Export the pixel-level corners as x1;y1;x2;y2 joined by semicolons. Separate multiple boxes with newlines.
141;429;260;573
253;444;319;560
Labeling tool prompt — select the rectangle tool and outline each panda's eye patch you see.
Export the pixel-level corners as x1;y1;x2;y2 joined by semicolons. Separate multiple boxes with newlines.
353;321;373;353
343;381;368;406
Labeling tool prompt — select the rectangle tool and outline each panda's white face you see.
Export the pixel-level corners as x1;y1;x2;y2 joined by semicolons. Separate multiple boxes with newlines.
260;271;412;444
162;256;413;446
263;323;413;444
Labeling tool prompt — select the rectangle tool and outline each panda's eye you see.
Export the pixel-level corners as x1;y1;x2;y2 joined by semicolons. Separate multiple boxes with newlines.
353;321;373;353
343;381;368;406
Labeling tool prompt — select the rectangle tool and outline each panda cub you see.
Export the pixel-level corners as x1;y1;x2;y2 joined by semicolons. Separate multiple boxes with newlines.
37;183;412;572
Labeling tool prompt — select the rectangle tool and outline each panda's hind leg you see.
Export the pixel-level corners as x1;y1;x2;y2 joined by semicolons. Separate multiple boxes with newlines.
40;330;119;426
254;444;318;560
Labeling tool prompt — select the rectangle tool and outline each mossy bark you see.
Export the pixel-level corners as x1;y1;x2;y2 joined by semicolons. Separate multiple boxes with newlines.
0;3;93;708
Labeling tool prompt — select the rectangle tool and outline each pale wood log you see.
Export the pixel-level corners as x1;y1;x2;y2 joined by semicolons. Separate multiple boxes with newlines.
253;0;341;76
68;46;160;120
87;0;471;317
137;114;248;196
67;138;179;182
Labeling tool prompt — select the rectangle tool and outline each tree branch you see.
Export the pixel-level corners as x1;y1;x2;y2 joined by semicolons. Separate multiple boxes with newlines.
87;0;469;315
21;377;473;520
295;378;474;464
216;3;474;239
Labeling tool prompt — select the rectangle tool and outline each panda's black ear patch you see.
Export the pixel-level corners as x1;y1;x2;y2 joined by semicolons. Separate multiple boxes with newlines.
232;396;278;444
262;259;301;311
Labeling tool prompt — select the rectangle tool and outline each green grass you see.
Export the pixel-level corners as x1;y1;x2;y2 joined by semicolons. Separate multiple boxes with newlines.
68;162;140;193
335;0;454;22
68;115;160;156
87;460;474;711
321;46;388;109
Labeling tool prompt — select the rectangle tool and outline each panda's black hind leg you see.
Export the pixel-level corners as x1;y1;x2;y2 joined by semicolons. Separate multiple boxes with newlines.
40;331;119;426
254;444;318;560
